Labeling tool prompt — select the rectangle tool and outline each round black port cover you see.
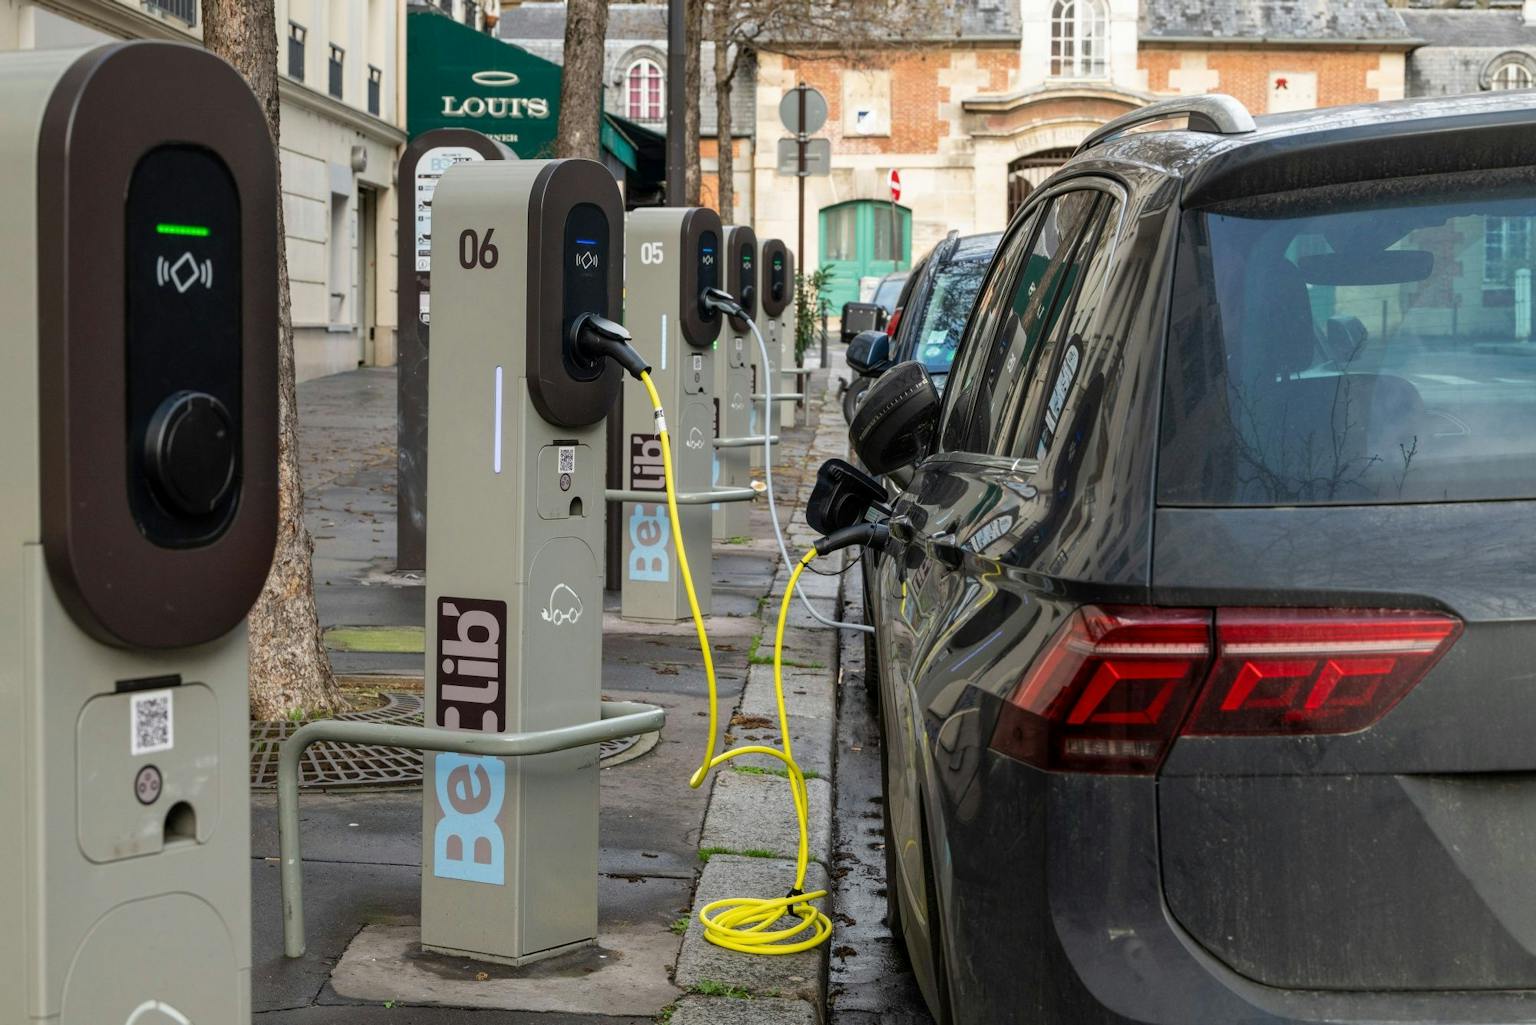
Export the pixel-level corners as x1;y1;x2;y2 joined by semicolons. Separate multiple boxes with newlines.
145;391;237;516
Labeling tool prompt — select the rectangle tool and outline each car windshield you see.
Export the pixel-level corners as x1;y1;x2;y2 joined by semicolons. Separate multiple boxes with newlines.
873;275;906;312
908;257;990;380
1160;172;1536;506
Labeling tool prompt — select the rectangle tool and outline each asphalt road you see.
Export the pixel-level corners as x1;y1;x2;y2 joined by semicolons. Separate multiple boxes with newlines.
827;572;935;1025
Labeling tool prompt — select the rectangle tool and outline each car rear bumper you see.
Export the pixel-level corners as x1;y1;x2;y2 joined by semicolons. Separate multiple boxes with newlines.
938;750;1536;1024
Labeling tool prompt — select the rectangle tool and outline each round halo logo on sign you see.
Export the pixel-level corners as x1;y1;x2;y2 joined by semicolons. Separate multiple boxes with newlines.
471;70;521;87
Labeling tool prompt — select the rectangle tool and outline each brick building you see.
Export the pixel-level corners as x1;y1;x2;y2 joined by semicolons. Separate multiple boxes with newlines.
752;0;1415;307
498;0;1418;307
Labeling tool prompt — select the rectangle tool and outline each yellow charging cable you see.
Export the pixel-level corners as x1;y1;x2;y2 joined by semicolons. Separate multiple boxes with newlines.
636;371;832;954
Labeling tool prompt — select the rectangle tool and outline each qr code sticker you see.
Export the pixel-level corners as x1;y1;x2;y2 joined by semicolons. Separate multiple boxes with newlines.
131;690;174;756
558;446;576;474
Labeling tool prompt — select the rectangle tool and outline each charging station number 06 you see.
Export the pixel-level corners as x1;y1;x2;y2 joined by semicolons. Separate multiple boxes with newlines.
458;228;499;270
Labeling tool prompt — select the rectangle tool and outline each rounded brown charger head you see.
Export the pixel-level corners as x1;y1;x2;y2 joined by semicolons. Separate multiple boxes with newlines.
759;239;792;318
724;224;758;334
679;206;724;350
525;158;626;428
38;41;278;650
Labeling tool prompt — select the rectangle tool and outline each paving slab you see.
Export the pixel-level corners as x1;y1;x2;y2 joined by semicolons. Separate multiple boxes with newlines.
698;772;832;864
723;714;835;781
329;873;688;1016
259;1004;648;1023
673;855;830;1004
739;663;836;722
669;994;818;1025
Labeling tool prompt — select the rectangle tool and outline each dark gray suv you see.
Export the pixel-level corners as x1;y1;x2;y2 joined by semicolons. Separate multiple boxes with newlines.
849;92;1536;1024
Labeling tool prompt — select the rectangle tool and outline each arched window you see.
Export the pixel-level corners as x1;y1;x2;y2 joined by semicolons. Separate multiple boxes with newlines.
625;58;664;122
1050;0;1108;79
1491;60;1533;91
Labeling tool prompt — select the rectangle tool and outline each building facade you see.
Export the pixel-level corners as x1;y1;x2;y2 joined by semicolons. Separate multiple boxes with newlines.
0;0;410;381
751;0;1415;308
1400;1;1536;97
498;2;757;214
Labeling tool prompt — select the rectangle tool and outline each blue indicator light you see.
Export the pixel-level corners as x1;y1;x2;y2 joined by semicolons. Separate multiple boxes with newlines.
576;238;599;245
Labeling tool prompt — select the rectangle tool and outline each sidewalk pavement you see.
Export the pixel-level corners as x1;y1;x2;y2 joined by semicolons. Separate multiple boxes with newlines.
255;355;856;1023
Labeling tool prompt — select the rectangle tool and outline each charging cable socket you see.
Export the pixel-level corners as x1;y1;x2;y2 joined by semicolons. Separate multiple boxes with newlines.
570;312;651;380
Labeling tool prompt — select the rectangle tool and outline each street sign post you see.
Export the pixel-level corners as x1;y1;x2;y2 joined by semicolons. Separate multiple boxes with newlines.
888;168;902;274
775;137;830;176
778;86;827;135
778;83;828;312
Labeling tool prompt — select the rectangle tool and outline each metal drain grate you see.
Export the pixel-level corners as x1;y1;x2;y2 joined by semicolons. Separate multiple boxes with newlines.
250;692;425;789
251;693;648;788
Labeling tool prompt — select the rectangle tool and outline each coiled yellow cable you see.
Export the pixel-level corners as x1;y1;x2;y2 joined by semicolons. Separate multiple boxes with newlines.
636;371;832;954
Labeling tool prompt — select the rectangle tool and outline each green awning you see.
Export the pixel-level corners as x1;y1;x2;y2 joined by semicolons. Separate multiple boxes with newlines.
408;8;668;199
601;113;665;172
407;8;561;158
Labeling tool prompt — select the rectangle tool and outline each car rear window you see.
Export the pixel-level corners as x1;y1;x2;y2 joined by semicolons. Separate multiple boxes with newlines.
1160;172;1536;506
910;256;992;378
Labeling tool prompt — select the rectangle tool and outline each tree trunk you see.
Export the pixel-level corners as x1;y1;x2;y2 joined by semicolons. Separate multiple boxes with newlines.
684;0;704;204
202;0;343;721
712;7;734;223
556;0;610;160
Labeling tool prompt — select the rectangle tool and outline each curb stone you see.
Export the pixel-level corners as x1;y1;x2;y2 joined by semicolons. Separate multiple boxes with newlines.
668;994;819;1025
675;365;850;1020
673;854;832;1003
698;771;833;862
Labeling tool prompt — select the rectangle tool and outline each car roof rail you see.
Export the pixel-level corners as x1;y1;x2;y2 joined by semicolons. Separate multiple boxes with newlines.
1075;94;1256;155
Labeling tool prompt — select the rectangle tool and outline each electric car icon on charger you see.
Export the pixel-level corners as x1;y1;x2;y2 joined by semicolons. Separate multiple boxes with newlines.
848;91;1536;1025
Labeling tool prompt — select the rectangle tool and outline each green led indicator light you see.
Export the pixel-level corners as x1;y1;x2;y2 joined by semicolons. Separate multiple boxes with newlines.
156;223;210;238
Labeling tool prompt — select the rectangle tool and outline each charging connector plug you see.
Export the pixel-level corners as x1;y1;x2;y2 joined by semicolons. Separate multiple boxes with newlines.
570;312;651;380
700;286;746;321
813;522;890;556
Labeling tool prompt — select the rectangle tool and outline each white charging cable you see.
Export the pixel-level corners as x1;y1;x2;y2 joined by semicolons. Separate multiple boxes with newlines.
744;316;873;635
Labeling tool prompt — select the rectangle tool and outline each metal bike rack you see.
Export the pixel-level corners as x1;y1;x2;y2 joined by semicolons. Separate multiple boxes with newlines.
606;486;759;505
278;700;667;958
753;393;804;402
715;434;780;449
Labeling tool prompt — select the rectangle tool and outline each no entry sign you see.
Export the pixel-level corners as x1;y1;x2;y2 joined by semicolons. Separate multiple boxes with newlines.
888;168;902;202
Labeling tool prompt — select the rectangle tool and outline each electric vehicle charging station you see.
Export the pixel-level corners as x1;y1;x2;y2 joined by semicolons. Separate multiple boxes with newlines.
397;129;512;572
422;157;625;965
755;238;800;430
0;42;278;1024
617;208;725;622
713;224;759;542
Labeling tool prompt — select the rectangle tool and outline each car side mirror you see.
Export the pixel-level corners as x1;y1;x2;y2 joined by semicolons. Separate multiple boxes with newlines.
846;330;893;377
849;360;941;476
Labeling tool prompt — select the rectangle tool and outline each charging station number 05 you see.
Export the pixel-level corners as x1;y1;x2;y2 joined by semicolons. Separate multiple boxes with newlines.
639;241;665;265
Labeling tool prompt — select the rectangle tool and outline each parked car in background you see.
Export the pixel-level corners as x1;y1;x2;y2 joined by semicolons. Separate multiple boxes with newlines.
851;92;1536;1025
872;269;909;314
847;230;1001;399
843;265;922;423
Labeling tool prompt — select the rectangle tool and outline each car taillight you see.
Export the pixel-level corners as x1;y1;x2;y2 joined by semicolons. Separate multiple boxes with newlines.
886;306;903;337
990;606;1464;774
989;606;1212;774
1183;608;1462;736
